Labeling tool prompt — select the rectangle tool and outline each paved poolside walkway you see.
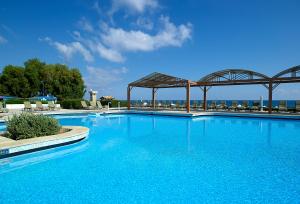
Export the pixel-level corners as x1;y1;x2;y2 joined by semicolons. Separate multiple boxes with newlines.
1;108;300;122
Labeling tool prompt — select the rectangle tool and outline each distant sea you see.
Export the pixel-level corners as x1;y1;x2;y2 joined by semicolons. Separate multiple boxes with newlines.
130;100;298;108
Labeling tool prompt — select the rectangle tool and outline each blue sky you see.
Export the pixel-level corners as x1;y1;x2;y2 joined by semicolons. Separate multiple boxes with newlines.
0;0;300;100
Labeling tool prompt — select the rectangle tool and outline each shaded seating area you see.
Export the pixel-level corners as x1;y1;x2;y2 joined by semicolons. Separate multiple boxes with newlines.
127;66;300;114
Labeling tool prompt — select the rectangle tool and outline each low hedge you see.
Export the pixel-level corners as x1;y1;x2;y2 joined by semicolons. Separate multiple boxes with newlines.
5;99;49;104
101;100;127;107
60;99;128;109
5;113;61;140
60;99;85;109
4;98;26;104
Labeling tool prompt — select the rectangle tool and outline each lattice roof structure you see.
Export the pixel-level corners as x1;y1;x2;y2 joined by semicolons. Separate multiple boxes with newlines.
273;65;300;78
195;69;270;87
129;72;192;88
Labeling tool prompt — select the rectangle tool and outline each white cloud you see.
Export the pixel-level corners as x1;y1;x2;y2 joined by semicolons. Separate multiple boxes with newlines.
42;15;191;63
111;0;158;14
101;16;192;52
93;1;102;15
71;35;125;63
136;17;154;30
40;1;192;63
86;40;125;63
77;17;94;32
41;37;93;62
84;66;128;91
0;35;7;44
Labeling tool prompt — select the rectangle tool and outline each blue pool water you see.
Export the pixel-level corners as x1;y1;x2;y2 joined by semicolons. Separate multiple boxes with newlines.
1;114;300;203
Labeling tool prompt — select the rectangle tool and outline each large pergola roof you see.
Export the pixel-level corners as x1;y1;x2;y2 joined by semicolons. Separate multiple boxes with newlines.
129;66;300;88
129;72;191;88
127;65;300;114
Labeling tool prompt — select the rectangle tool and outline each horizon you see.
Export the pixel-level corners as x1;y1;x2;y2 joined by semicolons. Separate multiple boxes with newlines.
1;0;300;100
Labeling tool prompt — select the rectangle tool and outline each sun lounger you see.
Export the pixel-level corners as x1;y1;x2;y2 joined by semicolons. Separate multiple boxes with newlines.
35;101;47;111
208;101;217;110
170;101;176;109
250;101;260;111
163;101;169;109
192;101;198;110
141;101;147;108
157;101;162;109
296;101;300;112
81;101;93;110
238;101;249;111
24;101;33;111
48;101;57;110
229;101;238;111
217;101;227;110
0;102;8;113
96;101;103;110
90;101;97;109
175;101;181;110
278;100;287;112
180;102;186;110
198;102;204;110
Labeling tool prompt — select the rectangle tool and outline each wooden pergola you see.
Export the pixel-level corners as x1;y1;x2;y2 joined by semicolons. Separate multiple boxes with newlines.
127;72;193;111
127;66;300;113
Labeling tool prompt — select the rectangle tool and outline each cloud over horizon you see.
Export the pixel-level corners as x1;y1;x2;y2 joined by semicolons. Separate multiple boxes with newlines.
40;0;192;63
84;66;128;94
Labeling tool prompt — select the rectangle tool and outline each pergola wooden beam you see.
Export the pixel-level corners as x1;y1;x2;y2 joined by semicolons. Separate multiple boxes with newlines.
186;81;191;113
203;86;207;111
127;86;131;110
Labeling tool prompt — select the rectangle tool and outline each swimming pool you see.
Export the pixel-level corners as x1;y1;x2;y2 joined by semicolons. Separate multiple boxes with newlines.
1;114;300;203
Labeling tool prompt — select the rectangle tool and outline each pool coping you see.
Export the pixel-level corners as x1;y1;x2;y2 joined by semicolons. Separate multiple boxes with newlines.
117;110;300;120
0;126;89;159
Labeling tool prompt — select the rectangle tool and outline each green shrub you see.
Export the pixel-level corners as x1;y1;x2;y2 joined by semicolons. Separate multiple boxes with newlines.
101;100;127;107
5;113;61;140
5;98;48;104
60;99;83;109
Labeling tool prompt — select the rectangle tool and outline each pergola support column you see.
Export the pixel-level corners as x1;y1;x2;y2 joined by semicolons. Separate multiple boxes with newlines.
152;88;157;109
127;86;131;110
186;81;191;113
203;86;207;111
268;80;273;114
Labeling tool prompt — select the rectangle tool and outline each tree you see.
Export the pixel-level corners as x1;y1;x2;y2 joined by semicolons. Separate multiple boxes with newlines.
0;59;86;100
24;58;45;96
0;65;31;98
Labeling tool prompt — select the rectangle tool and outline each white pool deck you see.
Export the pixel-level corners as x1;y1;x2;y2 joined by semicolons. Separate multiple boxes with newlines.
1;108;300;122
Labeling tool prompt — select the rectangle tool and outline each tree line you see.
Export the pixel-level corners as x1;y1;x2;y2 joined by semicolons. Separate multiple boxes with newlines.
0;59;85;100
